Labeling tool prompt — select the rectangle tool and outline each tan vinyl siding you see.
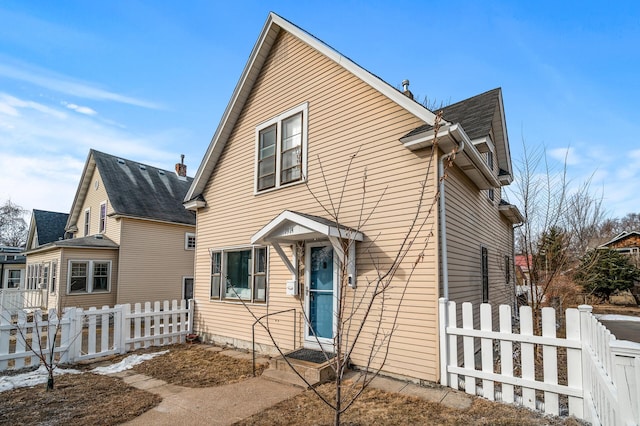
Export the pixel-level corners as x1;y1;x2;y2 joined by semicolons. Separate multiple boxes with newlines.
71;167;120;243
117;218;194;305
194;31;441;381
444;163;515;311
25;250;63;310
58;248;118;310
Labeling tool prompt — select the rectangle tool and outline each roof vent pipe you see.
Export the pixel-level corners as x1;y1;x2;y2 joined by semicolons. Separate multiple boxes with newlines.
402;79;414;100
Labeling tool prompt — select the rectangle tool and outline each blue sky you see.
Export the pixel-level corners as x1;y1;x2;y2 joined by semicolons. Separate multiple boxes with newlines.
1;1;638;218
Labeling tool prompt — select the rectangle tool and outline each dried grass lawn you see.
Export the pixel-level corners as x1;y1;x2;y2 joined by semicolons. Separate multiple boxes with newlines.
0;344;585;425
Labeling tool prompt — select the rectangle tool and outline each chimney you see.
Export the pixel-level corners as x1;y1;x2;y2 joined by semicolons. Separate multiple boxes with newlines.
175;154;187;177
402;79;414;100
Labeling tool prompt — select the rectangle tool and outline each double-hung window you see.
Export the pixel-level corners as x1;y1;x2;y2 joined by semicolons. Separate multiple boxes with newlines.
50;261;57;293
7;270;21;289
210;246;267;303
185;233;196;250
99;202;107;233
68;260;111;294
84;208;91;236
255;103;308;192
481;246;489;303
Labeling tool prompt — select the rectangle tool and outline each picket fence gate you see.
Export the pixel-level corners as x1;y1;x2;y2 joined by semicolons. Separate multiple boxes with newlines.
439;298;640;426
0;299;193;371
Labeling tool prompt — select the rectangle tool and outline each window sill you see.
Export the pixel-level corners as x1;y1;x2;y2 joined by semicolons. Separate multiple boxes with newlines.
254;179;306;196
209;298;266;305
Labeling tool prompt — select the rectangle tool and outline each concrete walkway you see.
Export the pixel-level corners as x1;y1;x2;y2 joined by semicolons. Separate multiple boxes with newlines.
117;347;472;425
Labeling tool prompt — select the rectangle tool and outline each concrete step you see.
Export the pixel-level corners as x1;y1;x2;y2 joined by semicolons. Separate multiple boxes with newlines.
263;352;338;388
261;368;317;388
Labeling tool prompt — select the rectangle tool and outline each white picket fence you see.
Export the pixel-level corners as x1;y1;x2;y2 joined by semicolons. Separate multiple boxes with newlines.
0;299;193;371
439;298;640;425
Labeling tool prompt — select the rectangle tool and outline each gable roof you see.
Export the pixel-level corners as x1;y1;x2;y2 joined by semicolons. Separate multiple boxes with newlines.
402;88;512;181
68;150;196;230
29;210;69;247
185;12;442;203
599;231;640;248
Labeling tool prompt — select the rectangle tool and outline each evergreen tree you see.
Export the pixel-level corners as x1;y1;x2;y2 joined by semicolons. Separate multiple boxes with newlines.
574;248;640;298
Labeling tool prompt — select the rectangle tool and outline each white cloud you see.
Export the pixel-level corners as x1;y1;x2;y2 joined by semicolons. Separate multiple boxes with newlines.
62;101;97;116
0;58;162;110
548;146;581;166
0;93;67;119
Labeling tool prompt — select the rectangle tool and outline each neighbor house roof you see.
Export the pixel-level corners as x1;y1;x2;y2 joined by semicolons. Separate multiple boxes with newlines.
599;231;640;248
32;210;69;246
68;150;196;230
24;234;119;255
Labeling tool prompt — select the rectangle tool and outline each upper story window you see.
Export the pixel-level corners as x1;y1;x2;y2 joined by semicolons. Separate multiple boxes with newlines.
185;233;196;250
486;151;495;202
99;202;107;233
255;103;308;193
84;208;90;236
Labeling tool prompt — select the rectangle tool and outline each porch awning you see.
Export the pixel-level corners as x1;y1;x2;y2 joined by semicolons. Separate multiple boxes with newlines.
251;210;363;245
251;210;363;286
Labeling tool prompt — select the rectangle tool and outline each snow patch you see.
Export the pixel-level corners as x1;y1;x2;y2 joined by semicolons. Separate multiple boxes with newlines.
91;350;169;375
0;365;81;393
596;314;640;322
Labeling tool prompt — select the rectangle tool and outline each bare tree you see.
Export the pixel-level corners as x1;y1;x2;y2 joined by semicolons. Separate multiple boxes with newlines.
509;140;604;318
233;113;450;425
0;199;29;247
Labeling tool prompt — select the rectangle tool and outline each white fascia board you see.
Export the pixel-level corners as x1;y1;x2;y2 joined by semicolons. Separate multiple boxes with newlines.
498;203;525;225
451;126;500;189
183;198;206;211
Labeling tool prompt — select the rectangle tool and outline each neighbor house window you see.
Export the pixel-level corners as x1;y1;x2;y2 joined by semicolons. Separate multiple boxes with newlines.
210;246;267;303
68;260;111;294
481;246;489;303
42;264;49;289
185;233;196;250
84;208;91;236
50;261;57;293
255;103;307;192
7;270;21;289
99;202;107;233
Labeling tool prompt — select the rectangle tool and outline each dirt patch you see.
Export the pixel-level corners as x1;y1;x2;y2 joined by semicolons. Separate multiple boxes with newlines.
591;304;640;317
234;383;583;426
0;373;161;425
131;344;266;387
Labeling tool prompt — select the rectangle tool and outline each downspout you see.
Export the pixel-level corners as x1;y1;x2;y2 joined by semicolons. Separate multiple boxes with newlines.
439;130;465;300
438;129;464;387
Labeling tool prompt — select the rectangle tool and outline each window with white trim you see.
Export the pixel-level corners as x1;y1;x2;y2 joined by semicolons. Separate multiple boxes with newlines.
68;260;111;294
99;202;107;233
486;151;495;201
84;208;91;236
185;233;196;250
50;261;57;294
7;270;21;289
210;246;267;303
42;264;49;289
255;103;307;192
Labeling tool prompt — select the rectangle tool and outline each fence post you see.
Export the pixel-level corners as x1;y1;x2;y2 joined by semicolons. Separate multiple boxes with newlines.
117;304;127;354
438;297;448;387
578;305;594;423
565;308;583;419
610;340;640;425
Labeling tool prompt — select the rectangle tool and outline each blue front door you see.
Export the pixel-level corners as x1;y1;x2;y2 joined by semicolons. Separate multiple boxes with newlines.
308;245;334;342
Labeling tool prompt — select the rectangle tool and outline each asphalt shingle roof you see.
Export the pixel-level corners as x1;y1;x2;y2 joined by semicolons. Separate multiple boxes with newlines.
92;150;196;226
33;210;69;245
403;88;501;140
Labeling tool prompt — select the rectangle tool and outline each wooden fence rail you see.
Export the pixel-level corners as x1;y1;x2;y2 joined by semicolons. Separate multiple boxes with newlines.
439;298;640;425
0;299;192;371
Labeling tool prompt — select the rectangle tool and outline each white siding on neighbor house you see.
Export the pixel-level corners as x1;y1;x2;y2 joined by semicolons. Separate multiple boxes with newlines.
117;218;195;305
193;31;442;381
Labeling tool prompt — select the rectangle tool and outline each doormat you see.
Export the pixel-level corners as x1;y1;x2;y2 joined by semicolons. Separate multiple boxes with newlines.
286;348;335;364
